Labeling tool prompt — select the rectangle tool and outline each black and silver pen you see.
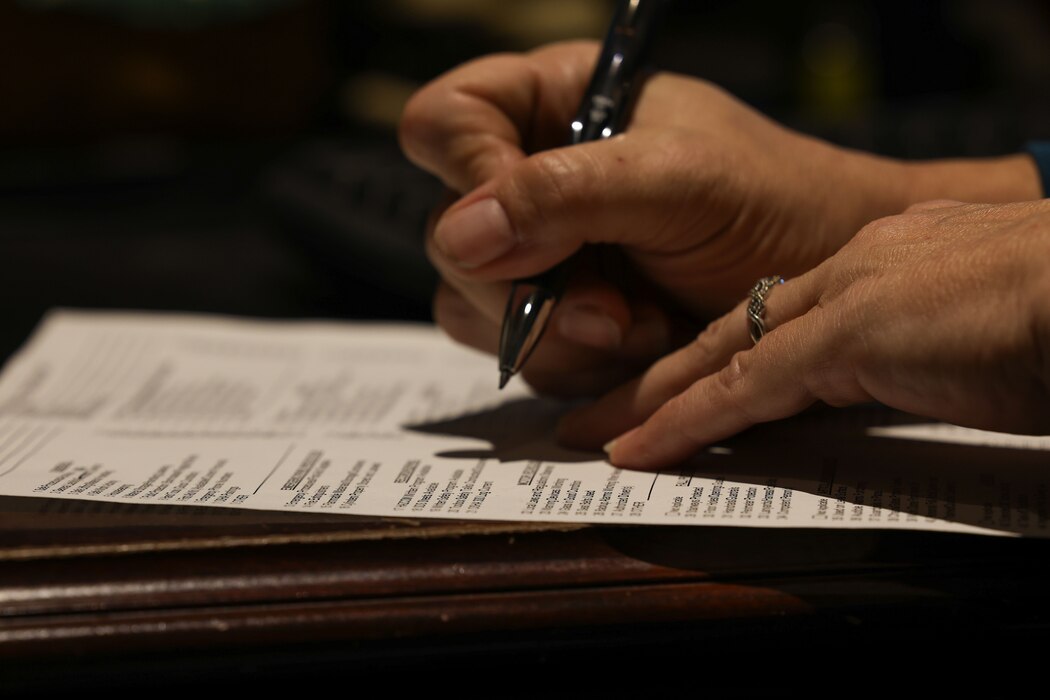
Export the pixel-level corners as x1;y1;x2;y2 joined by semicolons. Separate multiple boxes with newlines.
497;0;665;389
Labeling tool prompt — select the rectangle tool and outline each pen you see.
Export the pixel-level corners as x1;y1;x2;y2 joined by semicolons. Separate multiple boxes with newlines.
497;0;666;389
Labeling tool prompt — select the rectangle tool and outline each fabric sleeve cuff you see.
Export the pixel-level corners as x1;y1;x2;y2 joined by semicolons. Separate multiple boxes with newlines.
1024;141;1050;197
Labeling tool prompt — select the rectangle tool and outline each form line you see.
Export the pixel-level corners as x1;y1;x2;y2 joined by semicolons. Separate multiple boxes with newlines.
646;473;660;501
254;443;296;495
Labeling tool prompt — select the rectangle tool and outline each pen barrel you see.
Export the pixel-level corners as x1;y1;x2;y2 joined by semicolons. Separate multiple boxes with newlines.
497;0;666;387
570;0;665;144
498;281;561;377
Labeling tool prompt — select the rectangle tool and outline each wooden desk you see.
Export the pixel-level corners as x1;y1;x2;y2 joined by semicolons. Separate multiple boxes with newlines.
3;496;1049;692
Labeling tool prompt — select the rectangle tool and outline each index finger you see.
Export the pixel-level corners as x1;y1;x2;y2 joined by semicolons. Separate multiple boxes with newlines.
399;42;598;193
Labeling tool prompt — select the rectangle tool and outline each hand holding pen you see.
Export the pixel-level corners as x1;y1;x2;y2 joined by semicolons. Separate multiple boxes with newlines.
400;11;1044;465
496;0;666;389
403;37;883;393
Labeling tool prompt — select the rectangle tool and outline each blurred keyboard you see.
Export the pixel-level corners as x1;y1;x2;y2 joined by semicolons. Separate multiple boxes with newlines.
264;141;443;311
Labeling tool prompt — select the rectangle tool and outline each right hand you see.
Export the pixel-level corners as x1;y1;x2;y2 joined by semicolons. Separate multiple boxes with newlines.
400;41;1040;398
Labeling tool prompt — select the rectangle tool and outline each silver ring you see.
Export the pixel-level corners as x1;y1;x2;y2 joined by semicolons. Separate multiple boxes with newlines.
747;275;785;344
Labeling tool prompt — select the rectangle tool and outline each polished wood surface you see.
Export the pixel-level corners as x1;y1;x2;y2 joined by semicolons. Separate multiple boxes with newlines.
3;492;1050;691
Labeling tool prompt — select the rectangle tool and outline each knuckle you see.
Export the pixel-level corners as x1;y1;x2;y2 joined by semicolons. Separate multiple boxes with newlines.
665;393;706;445
829;277;880;326
690;316;727;359
718;351;747;388
904;199;963;214
901;200;934;214
851;216;894;243
452;136;501;190
803;359;862;407
431;286;472;330
516;149;597;219
713;351;761;424
817;270;874;310
397;90;438;165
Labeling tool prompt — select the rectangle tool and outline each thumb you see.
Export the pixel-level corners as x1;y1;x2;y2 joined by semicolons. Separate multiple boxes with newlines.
430;131;721;282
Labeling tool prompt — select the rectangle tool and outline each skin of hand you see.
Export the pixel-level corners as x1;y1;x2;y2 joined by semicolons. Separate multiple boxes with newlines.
399;41;1040;399
558;200;1050;470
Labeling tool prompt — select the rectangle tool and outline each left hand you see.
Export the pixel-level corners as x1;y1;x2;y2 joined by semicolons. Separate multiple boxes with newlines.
557;199;1050;470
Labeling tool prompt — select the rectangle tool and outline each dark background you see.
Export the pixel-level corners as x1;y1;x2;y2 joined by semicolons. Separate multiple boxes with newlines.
1;0;1049;361
3;2;1050;689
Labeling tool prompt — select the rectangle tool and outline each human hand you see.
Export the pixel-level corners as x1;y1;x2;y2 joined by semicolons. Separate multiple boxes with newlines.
400;41;1040;397
557;200;1050;469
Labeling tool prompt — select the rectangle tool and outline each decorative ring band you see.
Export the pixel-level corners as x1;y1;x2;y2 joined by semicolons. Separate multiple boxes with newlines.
747;275;785;344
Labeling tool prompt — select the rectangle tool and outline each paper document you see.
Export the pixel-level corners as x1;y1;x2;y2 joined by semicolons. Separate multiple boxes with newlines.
0;310;1048;537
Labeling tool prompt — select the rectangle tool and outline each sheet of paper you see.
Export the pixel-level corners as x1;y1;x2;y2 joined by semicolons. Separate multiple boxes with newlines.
0;310;1047;537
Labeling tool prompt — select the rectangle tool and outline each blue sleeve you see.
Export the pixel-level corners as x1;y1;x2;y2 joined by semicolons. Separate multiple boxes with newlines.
1025;141;1050;197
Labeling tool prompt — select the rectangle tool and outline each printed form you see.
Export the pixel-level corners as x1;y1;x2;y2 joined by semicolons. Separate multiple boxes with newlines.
0;310;1048;537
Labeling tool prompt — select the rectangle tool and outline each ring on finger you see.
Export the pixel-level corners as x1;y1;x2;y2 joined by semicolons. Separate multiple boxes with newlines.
747;275;786;344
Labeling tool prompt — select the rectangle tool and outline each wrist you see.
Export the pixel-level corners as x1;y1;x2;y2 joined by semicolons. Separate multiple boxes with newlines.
807;141;1043;252
814;150;1044;259
814;146;925;250
898;154;1043;207
1024;142;1050;197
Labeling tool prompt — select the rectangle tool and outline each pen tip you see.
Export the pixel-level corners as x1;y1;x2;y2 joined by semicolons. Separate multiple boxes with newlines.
498;370;512;390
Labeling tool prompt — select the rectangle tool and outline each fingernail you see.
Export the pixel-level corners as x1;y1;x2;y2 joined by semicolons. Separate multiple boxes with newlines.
433;198;516;268
602;439;617;455
557;306;623;349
